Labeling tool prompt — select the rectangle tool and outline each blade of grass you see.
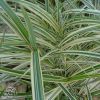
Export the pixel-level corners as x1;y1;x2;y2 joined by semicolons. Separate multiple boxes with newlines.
22;7;45;100
45;0;49;12
0;0;29;44
58;83;77;100
86;85;92;100
31;50;44;100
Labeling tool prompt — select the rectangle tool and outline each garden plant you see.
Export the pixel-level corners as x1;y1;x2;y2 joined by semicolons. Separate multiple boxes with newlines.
0;0;100;100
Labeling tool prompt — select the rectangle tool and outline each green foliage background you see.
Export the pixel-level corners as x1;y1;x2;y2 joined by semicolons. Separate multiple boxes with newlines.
0;0;100;100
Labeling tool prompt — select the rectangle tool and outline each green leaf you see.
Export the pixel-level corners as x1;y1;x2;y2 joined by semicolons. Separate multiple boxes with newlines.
45;0;49;12
55;50;100;59
0;0;30;44
59;83;77;100
22;6;45;100
81;0;95;9
74;64;100;75
45;86;62;100
86;85;92;100
11;0;59;32
55;0;60;23
31;50;45;100
21;6;37;50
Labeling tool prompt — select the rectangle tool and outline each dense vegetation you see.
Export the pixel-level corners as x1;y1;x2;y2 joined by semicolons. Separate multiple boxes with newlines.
0;0;100;100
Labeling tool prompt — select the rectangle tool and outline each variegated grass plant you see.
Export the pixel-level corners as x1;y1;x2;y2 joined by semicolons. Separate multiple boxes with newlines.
0;0;100;100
